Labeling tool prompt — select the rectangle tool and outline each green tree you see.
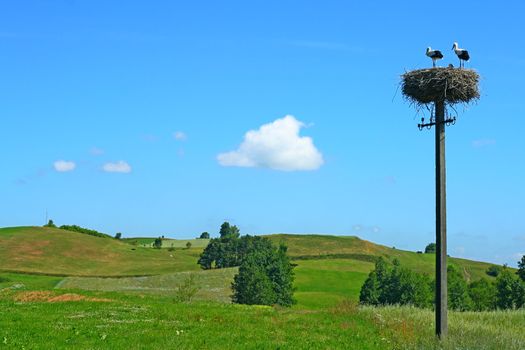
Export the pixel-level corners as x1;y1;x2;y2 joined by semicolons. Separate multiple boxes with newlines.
468;278;496;311
186;241;192;249
447;265;472;311
424;243;436;254
153;237;163;249
518;255;525;282
44;220;56;228
114;232;122;240
486;265;502;277
197;239;221;269
232;241;295;307
496;268;519;309
219;222;231;238
199;232;210;239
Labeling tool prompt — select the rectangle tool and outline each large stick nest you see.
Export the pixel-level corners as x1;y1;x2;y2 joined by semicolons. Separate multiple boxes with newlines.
402;68;479;105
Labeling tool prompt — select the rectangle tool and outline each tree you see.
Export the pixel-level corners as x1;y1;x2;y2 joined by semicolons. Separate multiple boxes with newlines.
447;265;472;311
44;220;56;228
424;243;436;254
468;278;496;311
153;237;162;249
232;242;295;307
496;268;519;309
219;222;240;240
219;222;231;238
359;258;432;308
114;232;122;240
518;255;525;282
199;232;210;239
186;241;192;249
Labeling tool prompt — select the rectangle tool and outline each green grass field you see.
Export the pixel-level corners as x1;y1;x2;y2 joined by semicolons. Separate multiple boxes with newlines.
1;226;521;349
0;227;201;276
122;237;210;248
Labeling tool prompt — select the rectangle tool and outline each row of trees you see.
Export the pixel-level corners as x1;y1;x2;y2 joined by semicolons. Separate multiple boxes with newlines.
198;222;295;307
360;257;525;311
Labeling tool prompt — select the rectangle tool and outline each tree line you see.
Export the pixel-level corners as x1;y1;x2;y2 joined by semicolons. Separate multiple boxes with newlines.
360;256;525;311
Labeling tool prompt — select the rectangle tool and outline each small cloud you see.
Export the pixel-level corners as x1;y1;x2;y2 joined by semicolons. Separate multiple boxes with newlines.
217;115;324;171
103;161;132;173
90;147;105;156
472;139;496;148
173;131;187;141
53;160;76;172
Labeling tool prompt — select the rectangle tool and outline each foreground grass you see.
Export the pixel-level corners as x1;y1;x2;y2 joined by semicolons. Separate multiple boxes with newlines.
1;272;523;349
0;293;385;349
360;306;525;350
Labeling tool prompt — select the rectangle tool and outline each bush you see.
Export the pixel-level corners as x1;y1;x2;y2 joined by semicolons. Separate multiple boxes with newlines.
114;232;122;240
59;225;112;238
174;274;200;302
153;237;162;249
199;232;210;239
486;265;502;277
468;278;496;311
0;276;11;283
186;242;192;249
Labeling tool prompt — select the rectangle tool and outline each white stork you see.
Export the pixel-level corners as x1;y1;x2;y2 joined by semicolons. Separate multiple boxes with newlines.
452;42;470;68
426;47;444;68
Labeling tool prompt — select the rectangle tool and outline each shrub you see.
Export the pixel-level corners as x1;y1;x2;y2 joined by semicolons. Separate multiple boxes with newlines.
59;225;111;238
153;237;162;249
486;265;502;277
186;242;192;249
174;274;200;302
199;232;210;239
114;232;122;240
495;268;525;309
447;265;472;311
468;278;496;311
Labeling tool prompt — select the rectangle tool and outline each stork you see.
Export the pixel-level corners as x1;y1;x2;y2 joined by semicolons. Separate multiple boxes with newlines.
426;47;444;68
452;42;470;68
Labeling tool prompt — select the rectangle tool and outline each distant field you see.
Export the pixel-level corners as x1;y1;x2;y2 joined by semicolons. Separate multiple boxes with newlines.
122;237;210;248
267;234;494;282
58;268;237;303
0;227;200;276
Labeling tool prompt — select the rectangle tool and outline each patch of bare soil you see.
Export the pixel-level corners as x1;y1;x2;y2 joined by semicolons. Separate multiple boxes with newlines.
14;291;111;303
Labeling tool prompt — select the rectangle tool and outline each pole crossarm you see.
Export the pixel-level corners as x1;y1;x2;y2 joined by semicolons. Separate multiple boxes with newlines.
417;116;456;130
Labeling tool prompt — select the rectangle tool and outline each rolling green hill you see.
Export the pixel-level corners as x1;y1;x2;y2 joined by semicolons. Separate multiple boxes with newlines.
0;226;503;309
0;227;200;276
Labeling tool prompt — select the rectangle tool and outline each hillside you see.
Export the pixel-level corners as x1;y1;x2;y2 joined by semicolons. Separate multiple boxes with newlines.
0;227;200;276
267;234;493;281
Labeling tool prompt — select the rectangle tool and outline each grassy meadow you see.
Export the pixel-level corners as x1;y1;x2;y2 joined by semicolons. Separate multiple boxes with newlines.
1;226;523;349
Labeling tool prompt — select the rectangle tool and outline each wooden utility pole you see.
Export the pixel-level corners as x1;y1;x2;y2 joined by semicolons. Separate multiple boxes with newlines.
434;100;447;339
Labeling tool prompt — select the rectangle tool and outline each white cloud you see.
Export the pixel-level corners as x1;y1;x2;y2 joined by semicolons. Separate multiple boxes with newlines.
217;115;324;171
173;131;187;141
103;161;132;173
53;160;76;172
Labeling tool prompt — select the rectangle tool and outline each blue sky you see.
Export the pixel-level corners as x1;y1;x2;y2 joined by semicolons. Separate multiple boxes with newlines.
1;1;524;266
